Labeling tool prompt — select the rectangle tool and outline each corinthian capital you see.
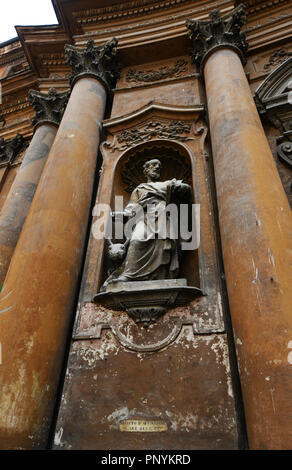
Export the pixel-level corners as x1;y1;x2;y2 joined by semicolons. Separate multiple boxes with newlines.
29;88;70;129
186;4;248;71
64;38;119;91
0;134;25;167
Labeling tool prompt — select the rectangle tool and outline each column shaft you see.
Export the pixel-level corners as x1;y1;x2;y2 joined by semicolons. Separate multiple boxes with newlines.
0;124;57;286
204;48;292;449
0;77;106;449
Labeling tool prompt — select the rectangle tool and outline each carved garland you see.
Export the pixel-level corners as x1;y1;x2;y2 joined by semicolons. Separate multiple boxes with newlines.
107;120;195;152
126;59;188;84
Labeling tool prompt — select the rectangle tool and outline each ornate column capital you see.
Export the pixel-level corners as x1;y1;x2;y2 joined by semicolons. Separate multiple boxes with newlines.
64;38;119;91
0;134;25;167
29;87;70;130
186;4;248;72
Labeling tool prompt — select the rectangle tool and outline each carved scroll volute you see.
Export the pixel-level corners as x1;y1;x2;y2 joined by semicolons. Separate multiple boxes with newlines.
277;139;292;168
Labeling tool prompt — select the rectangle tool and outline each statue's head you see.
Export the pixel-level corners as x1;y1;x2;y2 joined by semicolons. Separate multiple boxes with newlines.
143;159;161;181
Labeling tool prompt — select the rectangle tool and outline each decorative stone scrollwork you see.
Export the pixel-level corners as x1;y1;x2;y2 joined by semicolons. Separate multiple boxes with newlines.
277;134;292;168
254;58;292;134
264;49;291;71
29;88;70;129
0;134;25;166
64;38;119;90
186;4;248;70
126;59;188;84
107;120;195;152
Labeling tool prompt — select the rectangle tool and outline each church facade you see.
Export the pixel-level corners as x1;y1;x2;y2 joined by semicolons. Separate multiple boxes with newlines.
0;0;291;450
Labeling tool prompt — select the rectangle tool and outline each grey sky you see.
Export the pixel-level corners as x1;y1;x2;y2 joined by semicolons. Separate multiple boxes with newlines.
1;0;58;43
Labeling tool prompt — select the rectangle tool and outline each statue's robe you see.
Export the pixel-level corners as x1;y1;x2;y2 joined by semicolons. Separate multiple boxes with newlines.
107;178;185;285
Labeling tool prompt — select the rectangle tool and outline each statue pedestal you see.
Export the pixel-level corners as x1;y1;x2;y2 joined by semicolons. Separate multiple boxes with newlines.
94;279;203;323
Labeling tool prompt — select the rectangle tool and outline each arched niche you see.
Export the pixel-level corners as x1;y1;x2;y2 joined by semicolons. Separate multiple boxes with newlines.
254;57;292;203
254;57;292;133
102;138;200;289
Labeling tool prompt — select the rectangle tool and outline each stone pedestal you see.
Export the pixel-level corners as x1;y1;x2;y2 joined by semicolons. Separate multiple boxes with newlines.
95;279;203;323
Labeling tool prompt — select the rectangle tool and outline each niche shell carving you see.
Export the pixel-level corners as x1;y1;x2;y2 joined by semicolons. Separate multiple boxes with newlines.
94;158;203;323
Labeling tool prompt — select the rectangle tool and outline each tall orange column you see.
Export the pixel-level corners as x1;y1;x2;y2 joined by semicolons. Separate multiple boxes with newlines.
0;89;68;287
187;6;292;449
0;38;118;449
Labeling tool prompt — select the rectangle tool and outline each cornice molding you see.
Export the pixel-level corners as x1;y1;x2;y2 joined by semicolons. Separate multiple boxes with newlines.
29;87;70;129
0;51;26;67
103;101;205;130
73;0;209;25
0;97;30;117
64;38;119;90
73;0;232;42
186;4;248;71
236;0;288;15
40;53;67;67
245;12;291;33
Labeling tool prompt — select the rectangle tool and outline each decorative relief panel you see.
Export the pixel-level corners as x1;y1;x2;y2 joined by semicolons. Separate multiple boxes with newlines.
246;45;292;84
263;49;292;71
106;119;197;152
126;59;188;84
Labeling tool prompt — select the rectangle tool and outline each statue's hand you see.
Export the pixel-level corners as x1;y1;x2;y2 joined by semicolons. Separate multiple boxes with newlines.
171;181;192;204
172;181;191;193
124;209;135;218
111;210;133;220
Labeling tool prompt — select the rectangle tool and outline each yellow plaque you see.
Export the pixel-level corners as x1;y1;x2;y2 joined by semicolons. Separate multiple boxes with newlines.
119;419;168;432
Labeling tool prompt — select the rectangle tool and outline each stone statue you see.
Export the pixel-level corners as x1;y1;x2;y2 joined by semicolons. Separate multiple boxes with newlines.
101;159;192;290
